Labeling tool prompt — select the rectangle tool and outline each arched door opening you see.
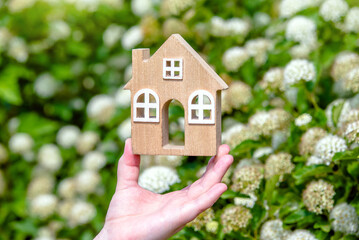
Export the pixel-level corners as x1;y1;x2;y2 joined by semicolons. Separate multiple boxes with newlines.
162;99;185;148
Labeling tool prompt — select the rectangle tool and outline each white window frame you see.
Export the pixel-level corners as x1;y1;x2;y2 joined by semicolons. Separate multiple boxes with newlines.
133;89;160;123
188;90;215;124
163;58;183;80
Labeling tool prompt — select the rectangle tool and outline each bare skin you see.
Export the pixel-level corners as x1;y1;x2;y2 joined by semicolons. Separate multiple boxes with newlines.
95;138;233;240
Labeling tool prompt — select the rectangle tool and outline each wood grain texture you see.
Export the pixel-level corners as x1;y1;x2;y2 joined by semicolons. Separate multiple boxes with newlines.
124;34;228;156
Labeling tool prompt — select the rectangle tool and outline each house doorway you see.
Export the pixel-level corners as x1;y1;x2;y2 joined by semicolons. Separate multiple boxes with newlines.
162;99;185;148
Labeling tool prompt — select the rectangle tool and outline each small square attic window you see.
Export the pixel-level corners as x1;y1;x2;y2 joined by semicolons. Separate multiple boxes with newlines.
163;58;183;80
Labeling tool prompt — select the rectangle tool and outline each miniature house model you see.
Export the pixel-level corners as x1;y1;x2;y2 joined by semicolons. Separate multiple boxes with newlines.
124;34;228;156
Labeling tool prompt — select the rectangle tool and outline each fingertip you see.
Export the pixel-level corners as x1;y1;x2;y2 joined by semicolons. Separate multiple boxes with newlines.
216;182;228;193
218;144;230;157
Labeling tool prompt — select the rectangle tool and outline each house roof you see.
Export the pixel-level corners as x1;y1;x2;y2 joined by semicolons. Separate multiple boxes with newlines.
124;34;228;90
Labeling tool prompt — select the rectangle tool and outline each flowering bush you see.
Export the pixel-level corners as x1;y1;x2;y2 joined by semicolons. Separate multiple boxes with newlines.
0;0;359;239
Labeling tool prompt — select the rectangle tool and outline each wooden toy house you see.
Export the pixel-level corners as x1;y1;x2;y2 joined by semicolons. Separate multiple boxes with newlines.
124;34;228;156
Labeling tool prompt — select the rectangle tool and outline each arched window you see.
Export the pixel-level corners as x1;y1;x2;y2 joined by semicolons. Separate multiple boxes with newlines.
188;90;215;124
133;89;159;122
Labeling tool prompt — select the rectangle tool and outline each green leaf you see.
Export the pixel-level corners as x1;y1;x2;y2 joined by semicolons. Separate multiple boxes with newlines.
333;149;359;162
284;209;314;224
17;112;60;139
293;165;332;185
332;102;344;127
314;222;331;232
347;161;359;178
263;175;280;204
221;190;251;199
0;68;22;105
230;140;262;157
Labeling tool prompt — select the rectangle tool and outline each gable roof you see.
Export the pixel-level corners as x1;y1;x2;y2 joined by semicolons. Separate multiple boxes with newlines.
124;34;228;90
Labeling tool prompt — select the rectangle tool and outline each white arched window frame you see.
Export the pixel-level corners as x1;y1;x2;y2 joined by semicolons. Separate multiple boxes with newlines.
133;89;160;122
188;90;215;124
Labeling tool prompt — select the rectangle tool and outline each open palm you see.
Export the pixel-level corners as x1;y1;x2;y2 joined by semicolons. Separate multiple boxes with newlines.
95;139;233;240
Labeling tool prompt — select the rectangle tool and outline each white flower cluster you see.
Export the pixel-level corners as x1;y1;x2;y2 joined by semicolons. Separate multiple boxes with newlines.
211;16;250;37
314;135;348;164
38;144;63;172
286;16;317;47
222;47;250;71
34;73;59;99
9;133;34;156
279;0;322;18
345;7;359;33
284;59;316;87
330;203;359;235
121;26;143;50
260;219;290;240
56;125;81;149
260;68;284;92
319;0;348;22
103;24;125;48
295;113;312;127
138;166;180;193
245;38;273;66
87;94;116;125
287;230;318;240
117;118;131;141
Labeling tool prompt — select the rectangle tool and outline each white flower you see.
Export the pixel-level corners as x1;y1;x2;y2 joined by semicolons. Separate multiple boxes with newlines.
7;37;28;62
82;151;107;170
245;38;273;66
76;131;100;155
117;118;131;141
279;0;322;18
75;170;101;194
49;20;71;41
115;87;131;107
139;166;180;193
295;113;312;126
58;178;76;199
284;59;316;87
38;144;63;172
222;123;246;143
9;133;34;154
306;155;325;165
253;147;273;159
103;24;125;48
8;0;36;12
345;7;359;33
314;135;348;164
234;193;257;208
260;219;290;240
287;230;317;240
56;125;81;148
254;12;271;27
68;201;96;227
7;117;20;134
87;94;116;124
34;73;58;99
34;227;55;240
131;0;153;16
331;51;359;81
211;16;250;37
30;194;58;219
121;26;143;50
0;143;8;164
286;16;317;46
27;174;55;199
290;43;313;59
320;0;348;22
325;99;351;129
272;130;289;150
330;203;359;235
222;47;249;71
124;64;132;82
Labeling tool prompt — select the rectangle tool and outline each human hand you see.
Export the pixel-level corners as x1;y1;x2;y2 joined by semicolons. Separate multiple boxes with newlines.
95;139;233;240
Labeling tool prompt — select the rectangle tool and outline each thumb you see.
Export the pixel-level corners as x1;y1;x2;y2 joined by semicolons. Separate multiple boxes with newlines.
116;138;141;190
